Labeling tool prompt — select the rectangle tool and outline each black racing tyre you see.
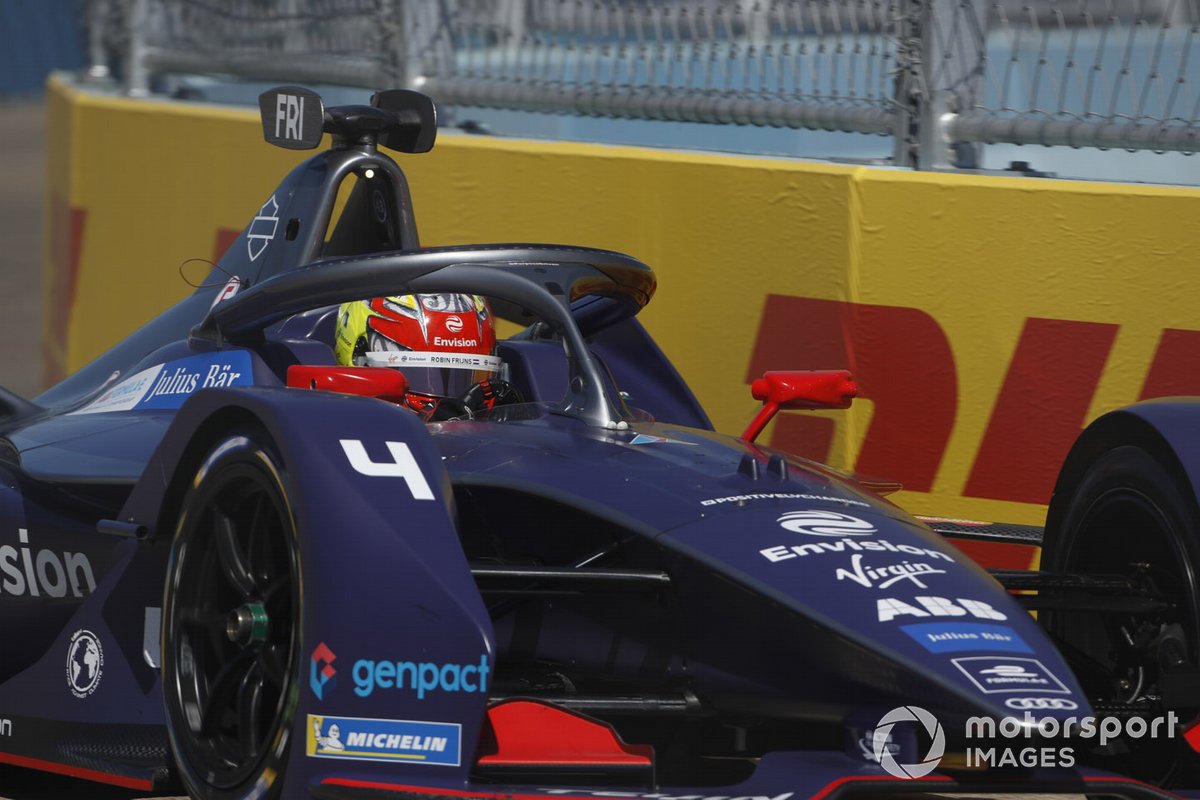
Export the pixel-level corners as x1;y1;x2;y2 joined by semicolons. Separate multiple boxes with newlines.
162;432;301;800
1042;444;1200;783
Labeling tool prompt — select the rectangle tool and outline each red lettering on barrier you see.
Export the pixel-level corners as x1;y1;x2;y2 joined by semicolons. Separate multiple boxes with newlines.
213;228;241;261
746;296;957;491
1140;329;1200;399
964;318;1118;504
769;414;838;465
44;198;87;386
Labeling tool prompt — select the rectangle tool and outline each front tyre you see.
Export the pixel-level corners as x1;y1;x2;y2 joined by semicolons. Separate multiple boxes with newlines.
1042;444;1200;784
162;432;301;800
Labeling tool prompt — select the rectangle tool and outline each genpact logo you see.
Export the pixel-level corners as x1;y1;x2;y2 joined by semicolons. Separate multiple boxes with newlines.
310;642;337;700
352;655;490;699
777;510;876;537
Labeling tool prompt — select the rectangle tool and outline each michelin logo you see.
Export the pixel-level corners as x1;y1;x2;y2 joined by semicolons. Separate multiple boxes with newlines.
71;352;255;414
307;714;460;766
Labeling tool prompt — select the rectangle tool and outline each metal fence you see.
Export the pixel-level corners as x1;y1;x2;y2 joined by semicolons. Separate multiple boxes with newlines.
83;0;1200;169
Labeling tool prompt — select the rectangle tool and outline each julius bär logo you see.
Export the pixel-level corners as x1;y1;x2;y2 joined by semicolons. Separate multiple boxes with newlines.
310;642;337;700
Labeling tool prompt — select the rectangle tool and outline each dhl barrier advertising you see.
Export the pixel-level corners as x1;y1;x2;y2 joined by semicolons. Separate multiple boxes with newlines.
44;75;1200;526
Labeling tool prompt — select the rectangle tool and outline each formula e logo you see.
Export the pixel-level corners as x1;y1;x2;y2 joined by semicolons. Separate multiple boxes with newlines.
445;315;464;333
952;657;1070;695
311;642;337;700
1005;697;1079;711
778;510;876;536
66;629;103;698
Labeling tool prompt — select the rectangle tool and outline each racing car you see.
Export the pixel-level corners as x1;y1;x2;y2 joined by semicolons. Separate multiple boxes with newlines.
0;86;1191;800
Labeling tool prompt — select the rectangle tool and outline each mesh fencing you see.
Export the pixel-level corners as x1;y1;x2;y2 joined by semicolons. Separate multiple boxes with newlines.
83;0;1200;168
951;1;1200;154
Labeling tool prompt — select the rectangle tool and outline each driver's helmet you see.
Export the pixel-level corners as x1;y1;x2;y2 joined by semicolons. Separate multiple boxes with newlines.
334;293;500;413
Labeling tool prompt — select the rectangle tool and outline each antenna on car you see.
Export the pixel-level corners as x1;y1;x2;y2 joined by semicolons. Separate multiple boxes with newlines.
257;86;437;153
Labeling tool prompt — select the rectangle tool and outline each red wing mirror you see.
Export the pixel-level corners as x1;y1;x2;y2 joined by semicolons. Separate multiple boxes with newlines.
741;370;857;442
287;365;410;405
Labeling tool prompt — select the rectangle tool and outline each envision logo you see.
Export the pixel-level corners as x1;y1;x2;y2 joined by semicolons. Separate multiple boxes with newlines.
1;529;95;599
777;510;876;537
873;705;945;779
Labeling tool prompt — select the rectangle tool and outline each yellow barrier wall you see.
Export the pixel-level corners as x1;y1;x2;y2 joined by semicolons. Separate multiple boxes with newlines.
43;75;1200;526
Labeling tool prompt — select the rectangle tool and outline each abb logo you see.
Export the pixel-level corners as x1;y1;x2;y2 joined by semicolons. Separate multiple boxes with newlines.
747;295;1200;505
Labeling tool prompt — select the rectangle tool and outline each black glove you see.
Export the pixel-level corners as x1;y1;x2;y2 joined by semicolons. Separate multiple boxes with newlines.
406;394;472;422
461;379;525;413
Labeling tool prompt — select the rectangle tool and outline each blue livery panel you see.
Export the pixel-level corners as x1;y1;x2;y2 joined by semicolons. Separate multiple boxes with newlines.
70;351;256;414
657;504;1090;719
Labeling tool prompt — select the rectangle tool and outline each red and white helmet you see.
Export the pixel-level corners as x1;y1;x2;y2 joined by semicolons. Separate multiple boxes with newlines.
334;293;500;411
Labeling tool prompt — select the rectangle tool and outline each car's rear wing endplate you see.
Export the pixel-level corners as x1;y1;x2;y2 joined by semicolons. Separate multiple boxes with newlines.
258;86;325;150
258;86;437;153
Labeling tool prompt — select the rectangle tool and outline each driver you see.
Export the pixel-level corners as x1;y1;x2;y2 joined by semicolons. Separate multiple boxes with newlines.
333;293;522;419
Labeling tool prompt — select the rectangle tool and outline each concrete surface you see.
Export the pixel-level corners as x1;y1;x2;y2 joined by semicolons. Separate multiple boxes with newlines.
0;102;44;400
0;96;180;800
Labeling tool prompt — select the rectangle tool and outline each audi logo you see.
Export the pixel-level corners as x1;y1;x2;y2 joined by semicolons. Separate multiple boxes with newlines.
1004;697;1079;711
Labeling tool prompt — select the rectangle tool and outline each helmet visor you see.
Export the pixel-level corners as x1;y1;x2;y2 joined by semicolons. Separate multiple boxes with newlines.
363;330;501;398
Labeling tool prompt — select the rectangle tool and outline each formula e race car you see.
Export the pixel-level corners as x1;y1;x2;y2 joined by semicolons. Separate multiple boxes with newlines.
0;87;1193;800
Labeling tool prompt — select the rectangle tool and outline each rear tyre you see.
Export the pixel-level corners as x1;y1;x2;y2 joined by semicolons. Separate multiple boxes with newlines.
1042;444;1200;784
162;432;301;800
